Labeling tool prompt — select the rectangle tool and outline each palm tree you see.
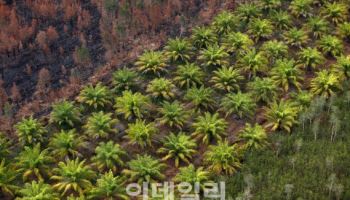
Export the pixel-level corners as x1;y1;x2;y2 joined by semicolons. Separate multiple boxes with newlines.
164;38;192;63
174;63;205;89
310;70;342;98
333;55;350;79
84;112;117;139
192;112;227;144
290;90;313;110
306;16;330;38
0;133;12;158
261;40;288;61
49;129;86;159
198;45;229;68
191;27;217;49
318;35;343;57
289;0;313;18
112;68;139;93
264;100;298;133
321;2;348;24
239;123;268;150
283;27;309;48
269;10;292;30
222;32;254;55
146;78;176;100
270;59;303;92
212;11;237;35
174;164;210;189
16;144;53;181
157;101;190;129
89;171;128;200
247;18;273;41
123;155;165;184
184;86;215;111
210;66;243;92
50;100;81;129
77;83;112;110
337;22;350;41
298;47;325;70
219;92;256;119
114;90;150;120
15;116;46;146
0;160;17;197
238;48;268;78
235;3;262;23
125;119;158;148
248;77;278;103
51;158;96;197
135;51;167;76
260;0;282;10
91;141;126;173
16;181;59;200
204;140;241;175
158;132;197;167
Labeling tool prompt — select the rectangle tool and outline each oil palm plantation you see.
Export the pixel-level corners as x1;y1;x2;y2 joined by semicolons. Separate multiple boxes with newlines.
0;133;12;158
158;132;197;167
283;27;309;48
16;144;53;181
192;112;227;144
191;27;217;49
337;22;350;41
239;123;268;150
264;100;299;133
261;40;288;62
298;47;325;70
51;158;96;197
16;181;59;200
235;3;262;23
270;59;303;92
248;77;278;103
174;164;210;189
123;155;165;184
184;86;215;111
204;140;241;175
164;38;192;63
91;141;126;173
84;112;117;139
269;10;292;30
77;83;112;110
50;100;81;129
310;70;342;98
210;66;243;92
222;32;254;55
0;160;17;197
333;55;350;79
212;11;237;35
290;90;313;110
146;78;176;100
219;92;256;119
112;68;139;93
174;63;204;89
114;90;150;120
289;0;313;18
238;48;268;78
135;51;167;76
89;171;128;200
198;45;229;69
306;16;330;39
125;119;158;148
321;2;348;24
247;18;274;42
318;35;343;57
15;116;46;146
49;129;86;159
157;101;190;129
260;0;282;10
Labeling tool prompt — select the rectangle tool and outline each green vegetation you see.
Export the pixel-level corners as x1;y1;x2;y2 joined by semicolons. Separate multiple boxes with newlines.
2;0;350;199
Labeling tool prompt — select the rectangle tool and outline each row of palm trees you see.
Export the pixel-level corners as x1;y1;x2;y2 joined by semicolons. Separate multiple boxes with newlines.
1;0;350;199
